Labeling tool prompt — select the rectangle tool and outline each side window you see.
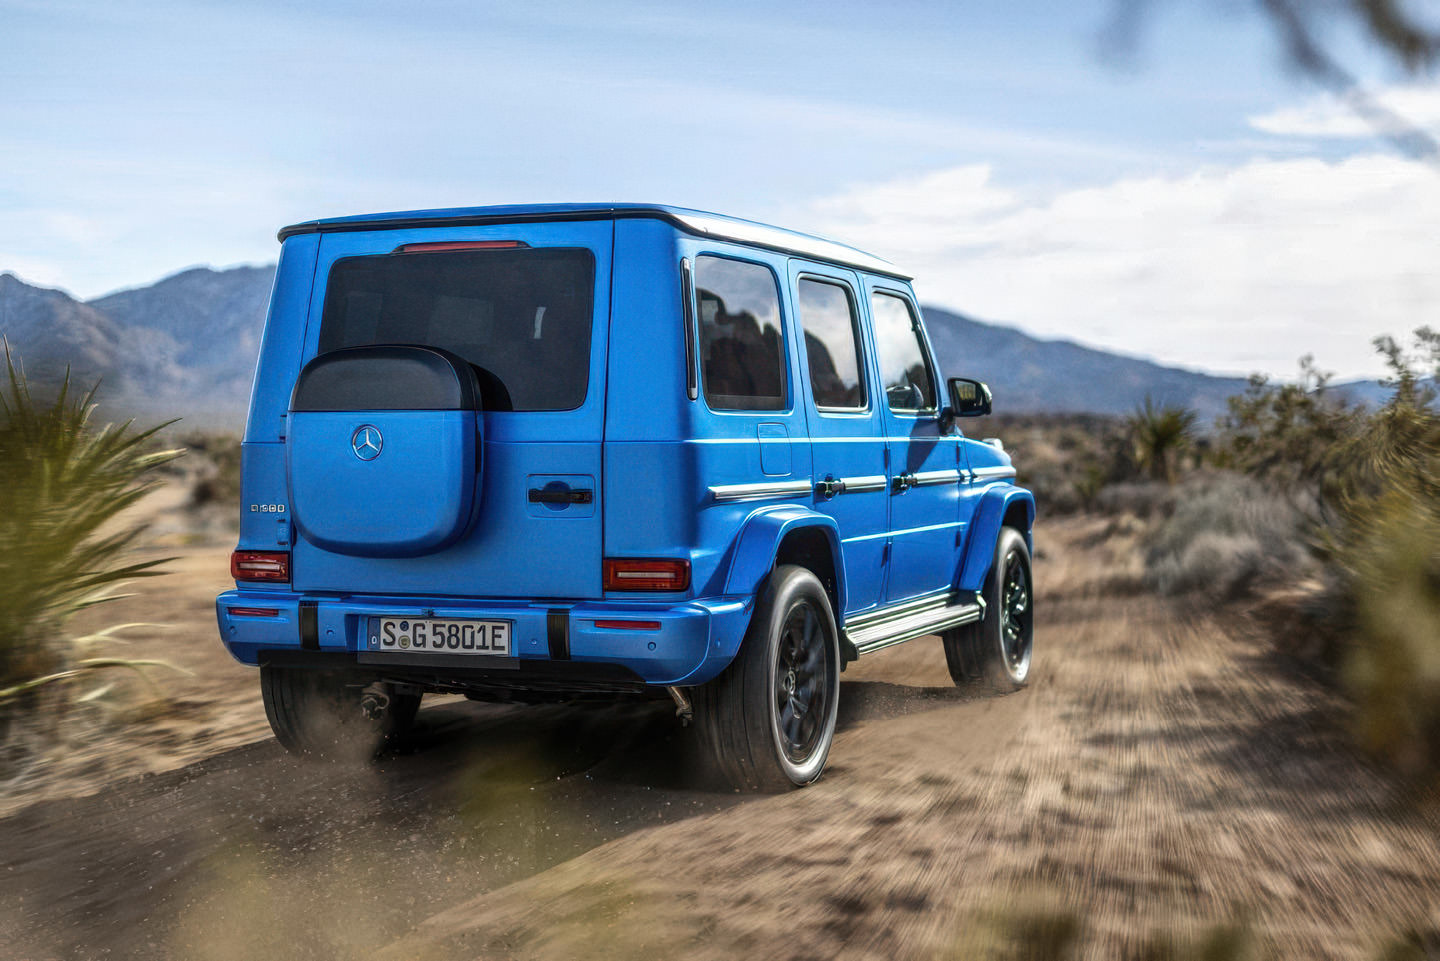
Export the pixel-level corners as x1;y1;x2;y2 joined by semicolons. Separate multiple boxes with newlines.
694;255;787;411
870;292;936;412
797;278;866;410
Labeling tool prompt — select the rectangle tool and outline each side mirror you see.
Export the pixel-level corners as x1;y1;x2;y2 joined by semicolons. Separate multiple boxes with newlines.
947;377;992;417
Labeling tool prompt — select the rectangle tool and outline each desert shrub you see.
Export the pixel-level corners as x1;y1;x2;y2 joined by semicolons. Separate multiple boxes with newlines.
1213;356;1361;524
182;430;241;508
990;403;1202;515
0;352;181;721
1091;479;1182;519
1141;472;1318;599
990;414;1131;514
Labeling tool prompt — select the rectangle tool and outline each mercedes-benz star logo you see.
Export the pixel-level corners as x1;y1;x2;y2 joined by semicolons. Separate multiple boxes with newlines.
351;425;383;461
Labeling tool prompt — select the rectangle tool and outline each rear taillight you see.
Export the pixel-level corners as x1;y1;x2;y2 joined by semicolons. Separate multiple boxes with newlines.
393;240;529;253
603;558;691;592
593;620;662;631
230;550;290;582
228;607;280;618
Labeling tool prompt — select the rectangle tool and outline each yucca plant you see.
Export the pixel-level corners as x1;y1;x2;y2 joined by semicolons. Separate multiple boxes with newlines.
0;348;183;717
1127;396;1197;483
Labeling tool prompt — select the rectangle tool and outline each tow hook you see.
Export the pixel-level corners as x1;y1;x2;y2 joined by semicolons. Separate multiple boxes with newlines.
359;683;391;721
666;686;693;727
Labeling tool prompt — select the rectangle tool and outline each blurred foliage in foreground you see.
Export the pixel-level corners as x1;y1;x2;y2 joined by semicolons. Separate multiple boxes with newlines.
0;351;182;738
1208;330;1439;773
1323;331;1440;774
1214;332;1440;768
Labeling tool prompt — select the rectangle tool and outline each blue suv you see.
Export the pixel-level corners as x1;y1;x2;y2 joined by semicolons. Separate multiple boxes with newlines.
217;204;1035;790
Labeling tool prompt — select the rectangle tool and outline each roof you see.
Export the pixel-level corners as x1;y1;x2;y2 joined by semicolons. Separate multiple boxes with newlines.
277;203;910;281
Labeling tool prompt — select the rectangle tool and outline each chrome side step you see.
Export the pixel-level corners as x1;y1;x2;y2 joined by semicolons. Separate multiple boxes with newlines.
844;592;984;657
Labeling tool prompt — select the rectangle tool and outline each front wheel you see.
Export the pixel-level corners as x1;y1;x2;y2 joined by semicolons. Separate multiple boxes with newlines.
260;666;421;760
693;565;841;792
943;526;1033;692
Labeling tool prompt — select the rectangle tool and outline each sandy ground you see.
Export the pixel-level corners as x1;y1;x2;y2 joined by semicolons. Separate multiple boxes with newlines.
3;507;1440;960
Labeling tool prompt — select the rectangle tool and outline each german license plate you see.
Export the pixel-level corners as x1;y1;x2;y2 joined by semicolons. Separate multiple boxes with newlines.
368;617;512;656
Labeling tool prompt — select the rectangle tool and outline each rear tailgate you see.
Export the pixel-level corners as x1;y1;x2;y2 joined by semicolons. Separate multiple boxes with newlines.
287;219;612;600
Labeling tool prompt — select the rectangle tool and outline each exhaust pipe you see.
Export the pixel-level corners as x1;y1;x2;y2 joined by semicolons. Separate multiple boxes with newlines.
666;686;693;726
359;682;391;720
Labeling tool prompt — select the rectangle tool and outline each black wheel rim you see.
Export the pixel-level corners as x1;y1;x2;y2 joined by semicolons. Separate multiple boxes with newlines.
774;600;832;764
1000;550;1031;671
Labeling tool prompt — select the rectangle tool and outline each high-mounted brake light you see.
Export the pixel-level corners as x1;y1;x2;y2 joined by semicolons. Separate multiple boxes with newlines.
230;550;290;582
603;558;691;592
393;241;529;253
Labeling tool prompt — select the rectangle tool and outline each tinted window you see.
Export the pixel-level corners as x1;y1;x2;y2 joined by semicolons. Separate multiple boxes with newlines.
694;256;786;411
797;278;866;410
318;248;595;412
870;292;936;411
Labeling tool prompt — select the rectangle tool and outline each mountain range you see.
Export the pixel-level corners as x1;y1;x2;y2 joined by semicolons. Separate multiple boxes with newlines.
0;264;1368;430
0;266;274;427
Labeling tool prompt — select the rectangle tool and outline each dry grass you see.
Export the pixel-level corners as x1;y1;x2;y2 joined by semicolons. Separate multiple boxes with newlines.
1140;473;1320;601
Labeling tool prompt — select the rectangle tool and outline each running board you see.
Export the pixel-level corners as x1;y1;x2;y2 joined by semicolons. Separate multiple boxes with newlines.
844;592;984;657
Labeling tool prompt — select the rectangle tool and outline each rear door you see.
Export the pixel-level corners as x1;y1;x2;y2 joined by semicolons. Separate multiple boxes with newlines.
288;220;612;599
788;262;889;615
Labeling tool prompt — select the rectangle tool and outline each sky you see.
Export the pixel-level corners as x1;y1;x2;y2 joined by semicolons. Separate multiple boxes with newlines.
3;0;1439;380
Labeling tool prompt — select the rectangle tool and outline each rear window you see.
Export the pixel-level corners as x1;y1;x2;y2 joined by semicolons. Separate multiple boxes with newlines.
318;248;595;412
694;255;787;411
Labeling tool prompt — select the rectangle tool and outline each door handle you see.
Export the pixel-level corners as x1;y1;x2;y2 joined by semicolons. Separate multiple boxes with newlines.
892;473;916;492
816;476;846;499
528;488;593;505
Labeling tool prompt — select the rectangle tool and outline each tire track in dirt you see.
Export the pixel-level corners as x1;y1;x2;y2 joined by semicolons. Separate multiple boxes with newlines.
375;518;1440;961
0;662;1019;960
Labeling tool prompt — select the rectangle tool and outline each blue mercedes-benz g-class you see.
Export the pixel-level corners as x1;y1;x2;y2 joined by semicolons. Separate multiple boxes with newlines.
217;203;1034;791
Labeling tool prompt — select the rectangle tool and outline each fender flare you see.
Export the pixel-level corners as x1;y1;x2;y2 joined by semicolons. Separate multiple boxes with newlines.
958;485;1035;593
722;505;847;618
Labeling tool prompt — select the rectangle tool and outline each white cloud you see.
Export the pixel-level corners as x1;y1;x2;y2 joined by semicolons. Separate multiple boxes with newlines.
803;155;1440;380
1248;84;1440;139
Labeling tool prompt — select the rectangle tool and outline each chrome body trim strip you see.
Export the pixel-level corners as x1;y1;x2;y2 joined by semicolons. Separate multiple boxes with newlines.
969;466;1017;481
911;469;962;487
709;479;814;502
840;475;887;493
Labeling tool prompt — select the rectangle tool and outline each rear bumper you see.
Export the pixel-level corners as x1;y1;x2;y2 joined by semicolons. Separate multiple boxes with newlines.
215;590;754;687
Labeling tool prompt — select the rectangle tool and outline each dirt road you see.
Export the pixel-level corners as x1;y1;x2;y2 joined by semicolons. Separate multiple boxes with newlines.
4;517;1440;960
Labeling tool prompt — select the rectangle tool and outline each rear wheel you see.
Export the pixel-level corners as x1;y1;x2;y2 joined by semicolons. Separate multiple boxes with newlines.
693;565;841;792
260;666;421;760
943;526;1032;691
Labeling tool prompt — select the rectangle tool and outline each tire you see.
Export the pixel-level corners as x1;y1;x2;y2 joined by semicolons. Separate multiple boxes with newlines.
943;526;1033;692
692;565;841;792
260;666;421;760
